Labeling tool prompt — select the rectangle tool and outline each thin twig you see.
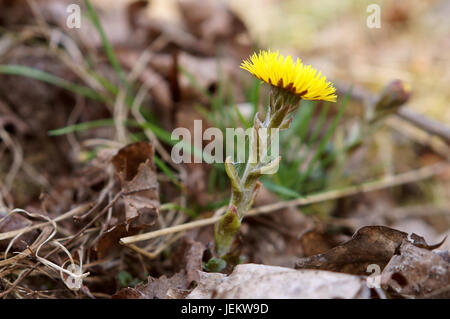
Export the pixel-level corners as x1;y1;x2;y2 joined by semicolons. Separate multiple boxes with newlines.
0;204;91;241
124;232;184;260
336;82;450;144
397;108;450;145
386;116;450;160
0;227;53;267
0;192;122;298
120;162;448;245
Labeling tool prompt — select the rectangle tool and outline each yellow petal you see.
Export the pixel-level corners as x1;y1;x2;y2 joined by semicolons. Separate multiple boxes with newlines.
241;50;337;102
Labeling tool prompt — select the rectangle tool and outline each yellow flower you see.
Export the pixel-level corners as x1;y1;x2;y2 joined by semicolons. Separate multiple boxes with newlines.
241;50;337;102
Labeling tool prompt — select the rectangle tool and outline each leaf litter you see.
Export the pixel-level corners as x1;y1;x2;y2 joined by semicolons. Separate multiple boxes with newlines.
0;0;448;299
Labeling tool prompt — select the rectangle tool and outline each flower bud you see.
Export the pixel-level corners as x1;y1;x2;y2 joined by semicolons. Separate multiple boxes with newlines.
369;80;411;123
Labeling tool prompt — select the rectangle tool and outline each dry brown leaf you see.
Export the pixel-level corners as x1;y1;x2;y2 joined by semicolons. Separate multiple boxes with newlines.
124;1;214;55
112;237;205;298
241;186;311;267
295;226;445;275
147;52;239;102
117;51;174;129
0;213;38;252
0;0;73;27
94;224;139;260
0;100;28;135
187;264;372;299
298;227;345;257
179;237;206;286
126;0;149;30
113;271;189;299
178;0;247;43
94;142;160;258
112;142;159;228
381;241;450;298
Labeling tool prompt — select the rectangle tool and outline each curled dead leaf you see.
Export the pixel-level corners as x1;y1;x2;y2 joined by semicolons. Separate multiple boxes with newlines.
94;223;139;260
113;271;189;299
0;213;38;252
187;264;372;299
298;226;345;257
295;226;445;275
381;241;450;298
94;142;160;259
178;0;248;44
174;237;206;286
112;142;159;228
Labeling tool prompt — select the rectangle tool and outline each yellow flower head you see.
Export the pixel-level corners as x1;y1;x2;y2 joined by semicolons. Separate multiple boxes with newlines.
241;50;337;102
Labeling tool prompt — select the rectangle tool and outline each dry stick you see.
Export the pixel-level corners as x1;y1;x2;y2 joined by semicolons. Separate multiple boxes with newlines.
120;162;448;245
385;116;450;160
75;179;114;221
0;227;53;267
0;203;91;241
82;139;124;149
131;85;178;169
336;82;450;145
397;108;450;145
131;76;187;178
60;191;123;247
124;232;184;260
25;1;107;94
327;205;450;229
0;191;123;298
0;128;23;191
125;43;189;190
113;89;128;144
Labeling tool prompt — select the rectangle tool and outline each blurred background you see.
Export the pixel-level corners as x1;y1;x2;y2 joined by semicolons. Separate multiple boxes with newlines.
112;0;450;122
0;0;449;298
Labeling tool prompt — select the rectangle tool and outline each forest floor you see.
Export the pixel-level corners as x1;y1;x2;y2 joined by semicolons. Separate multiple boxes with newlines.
0;0;449;299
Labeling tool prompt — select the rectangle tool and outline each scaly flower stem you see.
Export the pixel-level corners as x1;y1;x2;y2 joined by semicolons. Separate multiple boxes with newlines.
214;49;337;260
214;89;299;258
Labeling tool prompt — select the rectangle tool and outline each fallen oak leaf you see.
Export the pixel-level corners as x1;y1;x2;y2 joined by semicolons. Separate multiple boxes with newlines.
93;142;159;259
0;212;39;252
111;287;145;299
111;142;160;228
298;226;345;257
178;0;248;43
113;237;205;298
94;223;140;260
112;271;189;299
175;237;206;286
187;264;372;299
381;240;450;298
408;233;447;250
295;226;445;275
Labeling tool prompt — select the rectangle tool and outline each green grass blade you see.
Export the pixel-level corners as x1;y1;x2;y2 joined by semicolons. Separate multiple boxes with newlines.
234;104;251;129
194;104;219;127
179;66;212;101
160;202;197;218
84;0;128;88
48;118;114;136
261;178;301;199
195;198;228;213
138;121;175;145
285;100;314;142
50;117;213;166
90;71;119;95
0;64;105;102
154;155;180;188
295;89;352;190
248;79;261;119
138;121;214;163
309;102;331;145
298;102;315;143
